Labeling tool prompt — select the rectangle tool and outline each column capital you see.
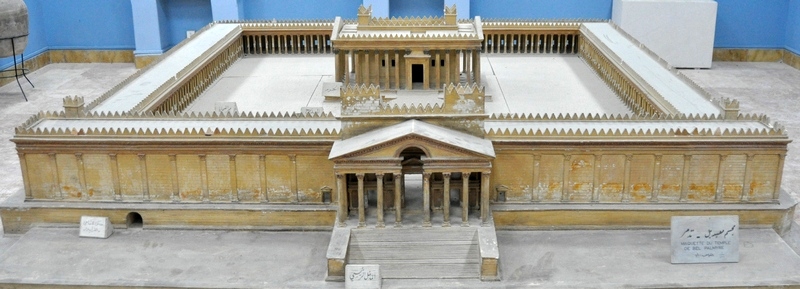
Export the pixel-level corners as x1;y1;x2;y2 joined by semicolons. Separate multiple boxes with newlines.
356;173;365;179
443;172;452;178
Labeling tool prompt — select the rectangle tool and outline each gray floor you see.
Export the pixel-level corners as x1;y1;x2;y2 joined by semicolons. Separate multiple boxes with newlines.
0;61;799;288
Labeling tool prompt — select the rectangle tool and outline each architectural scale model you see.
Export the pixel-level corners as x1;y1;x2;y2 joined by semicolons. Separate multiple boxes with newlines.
2;5;794;281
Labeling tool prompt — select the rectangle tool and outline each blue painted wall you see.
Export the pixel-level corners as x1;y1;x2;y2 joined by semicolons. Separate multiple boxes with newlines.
42;0;135;50
390;0;445;17
164;0;213;49
787;0;800;53
241;0;362;20
470;0;612;19
3;0;800;70
714;0;787;48
0;0;47;69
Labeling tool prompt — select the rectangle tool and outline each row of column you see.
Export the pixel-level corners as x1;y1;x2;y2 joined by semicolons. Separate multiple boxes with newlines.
483;33;580;54
334;49;481;90
242;34;332;55
579;39;663;115
335;171;491;228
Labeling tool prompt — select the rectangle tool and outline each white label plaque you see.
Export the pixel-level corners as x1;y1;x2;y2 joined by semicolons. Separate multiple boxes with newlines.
671;215;739;264
345;264;381;289
79;216;114;239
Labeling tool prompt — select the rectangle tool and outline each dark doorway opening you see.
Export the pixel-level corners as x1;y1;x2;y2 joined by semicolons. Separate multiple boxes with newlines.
411;64;424;83
126;212;143;228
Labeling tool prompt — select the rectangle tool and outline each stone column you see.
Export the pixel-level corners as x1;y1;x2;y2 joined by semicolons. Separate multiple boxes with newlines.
622;154;632;203
715;155;727;202
481;172;491;226
394;51;400;89
443;173;451;227
423;172;432;227
230;154;239;202
461;172;470;226
774;153;786;201
472;48;481;84
435;51;441;89
384;51;390;88
170;154;179;202
465;50;472;83
680;155;692;202
337;173;347;227
394;173;402;227
109;154;121;201
138;154;150;201
357;173;365;227
376;173;385;228
335;50;344;83
741;154;754;202
76;153;87;201
199;154;209;202
445;51;451;85
651;155;662;202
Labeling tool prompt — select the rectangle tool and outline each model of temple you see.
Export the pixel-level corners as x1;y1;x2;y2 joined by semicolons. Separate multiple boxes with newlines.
4;5;793;281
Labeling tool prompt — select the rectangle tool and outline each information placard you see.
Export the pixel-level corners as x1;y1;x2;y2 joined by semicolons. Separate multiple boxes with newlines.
79;216;114;239
345;264;381;289
671;215;739;264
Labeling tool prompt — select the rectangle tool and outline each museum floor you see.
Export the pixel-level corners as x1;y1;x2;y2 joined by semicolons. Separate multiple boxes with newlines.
0;61;799;288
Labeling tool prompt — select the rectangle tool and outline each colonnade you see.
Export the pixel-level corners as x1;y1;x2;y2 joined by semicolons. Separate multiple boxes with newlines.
482;33;580;54
241;33;332;55
334;49;481;90
335;171;491;228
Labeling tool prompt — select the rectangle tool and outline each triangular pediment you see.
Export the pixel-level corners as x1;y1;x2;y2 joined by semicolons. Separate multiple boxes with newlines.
329;120;495;160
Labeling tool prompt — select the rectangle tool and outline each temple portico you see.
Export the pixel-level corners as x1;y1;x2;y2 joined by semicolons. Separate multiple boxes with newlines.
332;5;483;90
335;169;490;228
330;120;495;228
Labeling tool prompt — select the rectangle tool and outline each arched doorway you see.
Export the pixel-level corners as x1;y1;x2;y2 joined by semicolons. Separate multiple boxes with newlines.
399;146;427;219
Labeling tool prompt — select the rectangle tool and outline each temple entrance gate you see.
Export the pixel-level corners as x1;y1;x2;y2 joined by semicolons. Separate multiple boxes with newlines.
329;120;495;228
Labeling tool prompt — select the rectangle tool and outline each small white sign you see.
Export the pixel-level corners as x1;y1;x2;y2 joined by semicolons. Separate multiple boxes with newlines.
79;216;114;239
671;215;739;264
345;264;381;289
323;82;342;99
215;102;238;115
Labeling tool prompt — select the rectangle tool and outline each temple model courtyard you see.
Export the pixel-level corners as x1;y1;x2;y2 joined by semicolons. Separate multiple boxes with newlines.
2;5;795;281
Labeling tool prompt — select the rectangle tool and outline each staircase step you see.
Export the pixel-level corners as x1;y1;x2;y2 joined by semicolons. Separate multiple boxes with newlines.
369;263;481;279
348;248;478;260
349;239;475;246
348;258;480;265
346;227;482;279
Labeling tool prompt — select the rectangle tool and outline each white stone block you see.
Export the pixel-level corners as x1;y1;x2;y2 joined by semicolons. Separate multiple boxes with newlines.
345;264;381;289
79;216;114;239
612;0;717;68
671;215;739;264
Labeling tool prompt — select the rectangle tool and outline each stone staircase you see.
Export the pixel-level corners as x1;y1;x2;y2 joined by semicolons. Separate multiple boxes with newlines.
347;227;481;279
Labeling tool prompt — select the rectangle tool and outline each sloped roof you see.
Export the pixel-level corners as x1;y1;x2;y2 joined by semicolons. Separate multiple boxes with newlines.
329;120;495;159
